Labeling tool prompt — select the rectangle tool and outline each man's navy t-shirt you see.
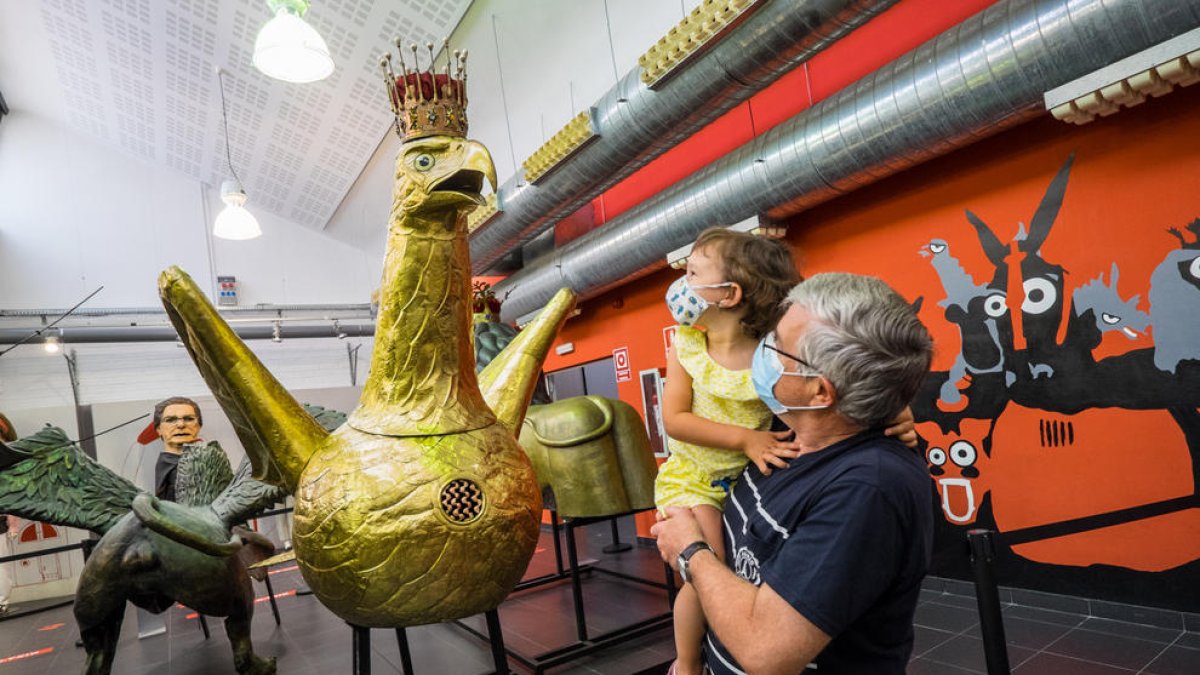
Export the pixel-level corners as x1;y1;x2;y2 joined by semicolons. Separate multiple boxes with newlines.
705;430;934;674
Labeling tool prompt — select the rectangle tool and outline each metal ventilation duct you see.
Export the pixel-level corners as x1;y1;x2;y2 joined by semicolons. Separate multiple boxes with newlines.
468;0;900;273
495;0;1200;322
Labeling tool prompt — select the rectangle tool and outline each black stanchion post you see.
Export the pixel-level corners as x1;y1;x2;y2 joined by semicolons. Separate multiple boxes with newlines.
967;529;1011;675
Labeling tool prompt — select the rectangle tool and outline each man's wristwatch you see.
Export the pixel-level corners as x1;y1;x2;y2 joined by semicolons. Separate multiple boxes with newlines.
677;540;715;584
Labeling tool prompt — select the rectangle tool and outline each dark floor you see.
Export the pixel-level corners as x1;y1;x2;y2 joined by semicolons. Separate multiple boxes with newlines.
1;519;1198;674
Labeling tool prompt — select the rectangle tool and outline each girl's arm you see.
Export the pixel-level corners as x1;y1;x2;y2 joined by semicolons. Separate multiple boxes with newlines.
662;347;799;474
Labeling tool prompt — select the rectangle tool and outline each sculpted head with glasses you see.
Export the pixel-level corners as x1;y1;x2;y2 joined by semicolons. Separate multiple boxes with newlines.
152;396;203;501
153;396;204;454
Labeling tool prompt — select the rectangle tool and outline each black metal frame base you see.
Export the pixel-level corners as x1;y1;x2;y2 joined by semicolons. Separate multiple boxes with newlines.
455;509;677;675
351;609;510;675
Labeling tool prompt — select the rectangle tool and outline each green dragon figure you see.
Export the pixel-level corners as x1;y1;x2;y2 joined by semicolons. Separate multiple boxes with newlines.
0;410;344;675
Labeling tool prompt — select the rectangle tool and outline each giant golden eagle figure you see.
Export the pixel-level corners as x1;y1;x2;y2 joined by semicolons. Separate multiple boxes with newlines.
157;43;575;627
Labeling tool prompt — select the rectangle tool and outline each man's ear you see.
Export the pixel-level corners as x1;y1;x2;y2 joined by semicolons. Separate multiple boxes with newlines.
811;376;837;407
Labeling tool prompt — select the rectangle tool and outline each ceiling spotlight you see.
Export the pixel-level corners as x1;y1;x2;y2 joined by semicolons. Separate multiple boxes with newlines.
43;334;61;354
254;0;335;84
271;322;283;343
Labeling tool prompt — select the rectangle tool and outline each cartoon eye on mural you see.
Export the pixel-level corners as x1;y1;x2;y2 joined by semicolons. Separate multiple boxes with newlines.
913;154;1200;579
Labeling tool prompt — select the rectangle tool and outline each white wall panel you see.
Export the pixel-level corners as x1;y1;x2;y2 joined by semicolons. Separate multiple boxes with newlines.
0;111;374;308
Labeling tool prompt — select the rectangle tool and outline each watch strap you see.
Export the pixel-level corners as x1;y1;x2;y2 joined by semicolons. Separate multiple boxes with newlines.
679;540;714;563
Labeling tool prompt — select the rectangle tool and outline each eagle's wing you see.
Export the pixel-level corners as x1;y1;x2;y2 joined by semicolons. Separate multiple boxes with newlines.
0;426;138;535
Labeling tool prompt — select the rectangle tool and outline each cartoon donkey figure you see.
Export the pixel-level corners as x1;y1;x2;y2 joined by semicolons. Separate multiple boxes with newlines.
919;157;1077;413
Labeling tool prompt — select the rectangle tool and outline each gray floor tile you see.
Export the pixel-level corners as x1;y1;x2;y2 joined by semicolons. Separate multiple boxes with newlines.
1077;616;1182;644
1043;627;1168;671
1012;652;1136;674
915;602;982;633
1143;642;1200;675
921;634;1036;674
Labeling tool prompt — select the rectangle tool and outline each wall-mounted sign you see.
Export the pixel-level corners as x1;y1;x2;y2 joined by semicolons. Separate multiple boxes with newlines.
613;346;632;382
663;325;677;357
639;368;669;458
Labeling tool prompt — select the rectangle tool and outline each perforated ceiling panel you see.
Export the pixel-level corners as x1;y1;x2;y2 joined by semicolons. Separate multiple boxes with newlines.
38;0;473;229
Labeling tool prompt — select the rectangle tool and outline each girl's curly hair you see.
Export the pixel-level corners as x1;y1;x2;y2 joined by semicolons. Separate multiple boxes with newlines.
693;227;801;340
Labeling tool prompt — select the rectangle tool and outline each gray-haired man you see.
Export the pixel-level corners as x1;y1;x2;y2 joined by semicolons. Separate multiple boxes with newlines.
654;272;935;674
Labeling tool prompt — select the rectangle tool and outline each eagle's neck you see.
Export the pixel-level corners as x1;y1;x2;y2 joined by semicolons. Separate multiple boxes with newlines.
350;205;495;437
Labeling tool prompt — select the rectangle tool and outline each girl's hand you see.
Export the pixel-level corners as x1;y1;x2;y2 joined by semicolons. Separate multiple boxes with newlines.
741;429;802;476
884;406;918;448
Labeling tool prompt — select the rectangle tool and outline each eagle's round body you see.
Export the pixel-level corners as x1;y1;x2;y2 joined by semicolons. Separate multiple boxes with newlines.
292;421;541;627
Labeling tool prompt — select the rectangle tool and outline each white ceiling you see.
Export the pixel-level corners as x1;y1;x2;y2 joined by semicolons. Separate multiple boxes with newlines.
14;0;473;229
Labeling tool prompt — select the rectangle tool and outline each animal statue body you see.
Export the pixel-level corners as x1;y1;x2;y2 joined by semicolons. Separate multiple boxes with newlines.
519;396;658;518
158;49;576;628
0;426;294;675
471;313;658;518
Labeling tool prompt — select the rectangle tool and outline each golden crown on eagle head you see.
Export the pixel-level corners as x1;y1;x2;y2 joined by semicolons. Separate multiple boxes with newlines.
380;38;468;141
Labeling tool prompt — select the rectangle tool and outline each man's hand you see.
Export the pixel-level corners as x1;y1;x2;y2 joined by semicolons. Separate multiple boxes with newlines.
651;507;706;569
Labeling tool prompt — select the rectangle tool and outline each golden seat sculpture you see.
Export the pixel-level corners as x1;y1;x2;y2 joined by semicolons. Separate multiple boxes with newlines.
158;42;575;628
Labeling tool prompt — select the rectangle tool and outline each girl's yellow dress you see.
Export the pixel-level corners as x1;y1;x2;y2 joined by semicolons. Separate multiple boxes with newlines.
654;326;773;510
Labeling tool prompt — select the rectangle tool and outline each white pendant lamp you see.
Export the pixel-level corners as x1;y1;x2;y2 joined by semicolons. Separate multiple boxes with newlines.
253;0;334;84
213;179;263;240
213;68;262;240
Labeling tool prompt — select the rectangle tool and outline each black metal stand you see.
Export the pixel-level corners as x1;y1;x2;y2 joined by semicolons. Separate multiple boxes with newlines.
198;614;210;639
367;609;510;675
968;529;1011;675
351;623;372;675
261;571;282;625
601;518;632;554
394;627;414;675
483;610;511;675
455;508;674;674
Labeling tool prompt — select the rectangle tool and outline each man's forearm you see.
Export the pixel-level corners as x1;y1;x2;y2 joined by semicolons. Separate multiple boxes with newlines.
689;551;828;673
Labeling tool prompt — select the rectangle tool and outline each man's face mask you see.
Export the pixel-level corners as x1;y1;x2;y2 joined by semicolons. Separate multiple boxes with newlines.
751;332;829;415
665;275;733;327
